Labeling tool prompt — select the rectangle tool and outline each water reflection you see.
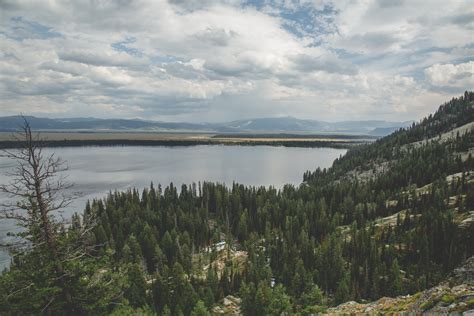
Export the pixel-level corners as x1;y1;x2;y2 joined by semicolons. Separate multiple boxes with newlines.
0;145;346;270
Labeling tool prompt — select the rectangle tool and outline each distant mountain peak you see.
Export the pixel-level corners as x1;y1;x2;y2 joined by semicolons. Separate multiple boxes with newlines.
0;115;410;136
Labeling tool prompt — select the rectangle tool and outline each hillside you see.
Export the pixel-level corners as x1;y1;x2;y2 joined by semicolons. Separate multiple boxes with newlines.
0;92;472;315
327;256;474;314
0;116;205;132
304;91;474;184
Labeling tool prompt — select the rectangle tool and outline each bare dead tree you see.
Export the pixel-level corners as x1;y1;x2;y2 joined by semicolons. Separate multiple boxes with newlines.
1;119;72;242
0;118;96;309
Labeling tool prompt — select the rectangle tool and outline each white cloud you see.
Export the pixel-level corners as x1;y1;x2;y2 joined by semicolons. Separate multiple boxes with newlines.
0;0;472;122
425;62;474;88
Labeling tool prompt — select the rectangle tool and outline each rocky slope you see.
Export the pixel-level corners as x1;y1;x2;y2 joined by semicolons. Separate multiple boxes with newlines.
326;256;474;315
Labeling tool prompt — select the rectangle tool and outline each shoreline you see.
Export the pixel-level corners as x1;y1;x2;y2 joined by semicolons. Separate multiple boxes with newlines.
0;139;365;149
0;132;372;149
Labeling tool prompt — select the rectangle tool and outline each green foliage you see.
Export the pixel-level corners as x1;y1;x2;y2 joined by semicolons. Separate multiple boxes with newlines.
420;298;440;311
441;294;455;305
300;284;324;307
388;259;403;297
110;304;155;316
335;273;351;305
190;300;211;316
240;282;257;316
240;281;292;315
125;264;147;308
268;284;293;315
467;298;474;309
1;92;473;314
0;247;125;315
301;304;328;315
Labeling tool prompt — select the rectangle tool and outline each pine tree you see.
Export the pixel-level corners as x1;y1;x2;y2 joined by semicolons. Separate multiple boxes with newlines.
388;259;403;296
335;273;350;305
190;300;211;316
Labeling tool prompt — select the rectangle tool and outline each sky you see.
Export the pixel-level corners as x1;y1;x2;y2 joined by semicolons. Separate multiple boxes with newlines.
0;0;473;123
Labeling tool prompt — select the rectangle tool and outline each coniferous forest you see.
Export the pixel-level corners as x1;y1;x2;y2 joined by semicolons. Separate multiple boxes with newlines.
0;92;473;314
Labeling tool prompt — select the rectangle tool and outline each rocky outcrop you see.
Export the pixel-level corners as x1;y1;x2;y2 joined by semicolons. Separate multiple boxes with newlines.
326;257;474;315
212;295;241;315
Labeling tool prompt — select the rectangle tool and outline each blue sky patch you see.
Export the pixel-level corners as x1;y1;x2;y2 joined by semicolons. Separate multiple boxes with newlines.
111;37;143;57
3;16;61;41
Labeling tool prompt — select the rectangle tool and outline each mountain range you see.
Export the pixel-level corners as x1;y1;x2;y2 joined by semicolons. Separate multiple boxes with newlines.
0;116;411;136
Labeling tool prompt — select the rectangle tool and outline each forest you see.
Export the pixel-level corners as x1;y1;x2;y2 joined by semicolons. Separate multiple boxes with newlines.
0;92;473;315
0;138;356;150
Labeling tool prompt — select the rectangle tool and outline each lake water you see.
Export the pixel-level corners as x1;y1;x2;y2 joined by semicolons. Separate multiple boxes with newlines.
0;145;346;270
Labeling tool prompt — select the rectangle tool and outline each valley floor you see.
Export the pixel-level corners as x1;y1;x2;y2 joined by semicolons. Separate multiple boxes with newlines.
0;131;371;149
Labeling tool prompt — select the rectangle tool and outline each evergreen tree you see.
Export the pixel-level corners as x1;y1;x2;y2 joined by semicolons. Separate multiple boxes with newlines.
190;300;211;316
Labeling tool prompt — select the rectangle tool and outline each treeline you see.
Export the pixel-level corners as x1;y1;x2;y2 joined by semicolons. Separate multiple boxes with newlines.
0;92;473;315
304;91;474;184
213;133;377;140
0;138;357;149
77;146;472;314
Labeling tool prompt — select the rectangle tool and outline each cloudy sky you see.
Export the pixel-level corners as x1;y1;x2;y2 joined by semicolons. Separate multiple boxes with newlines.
0;0;473;122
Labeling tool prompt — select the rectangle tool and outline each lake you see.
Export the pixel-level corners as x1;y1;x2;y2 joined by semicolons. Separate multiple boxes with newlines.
0;145;346;270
